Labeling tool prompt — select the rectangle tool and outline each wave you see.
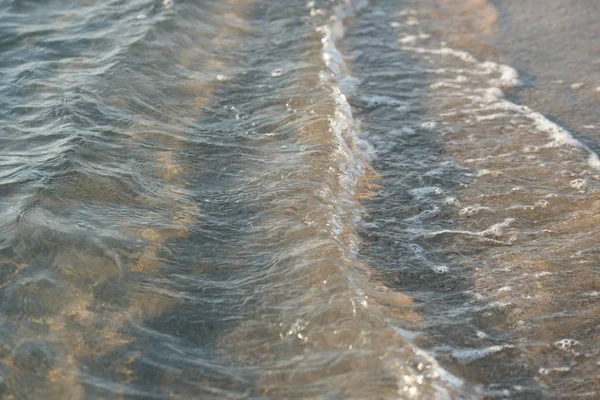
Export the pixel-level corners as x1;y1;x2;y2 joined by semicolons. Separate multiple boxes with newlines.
396;20;600;171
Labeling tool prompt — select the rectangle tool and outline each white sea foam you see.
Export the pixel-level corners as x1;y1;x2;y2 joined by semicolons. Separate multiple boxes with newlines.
555;338;581;350
452;344;513;363
313;0;369;250
459;205;493;217
409;186;443;198
569;179;587;190
309;3;476;397
539;366;571;375
570;82;585;90
399;30;600;171
423;218;515;245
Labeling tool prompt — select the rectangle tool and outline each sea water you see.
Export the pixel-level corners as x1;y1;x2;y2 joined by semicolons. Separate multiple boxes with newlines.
0;0;599;398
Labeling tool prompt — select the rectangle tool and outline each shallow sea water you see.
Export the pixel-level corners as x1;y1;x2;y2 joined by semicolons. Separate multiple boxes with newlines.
0;0;599;398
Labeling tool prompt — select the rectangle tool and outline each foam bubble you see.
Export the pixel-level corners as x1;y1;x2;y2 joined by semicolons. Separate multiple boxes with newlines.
570;82;585;90
535;199;549;208
400;45;477;63
539;366;571;375
420;121;437;130
408;186;443;198
452;344;513;363
583;291;600;297
430;81;462;90
482;87;504;102
569;179;587;190
444;196;459;206
481;218;516;237
432;265;449;274
459;206;492;217
399;35;418;45
481;62;520;88
475;330;488;339
554;338;580;350
439;47;477;63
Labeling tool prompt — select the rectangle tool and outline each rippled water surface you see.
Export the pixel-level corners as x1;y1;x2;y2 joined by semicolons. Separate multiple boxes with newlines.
1;0;599;398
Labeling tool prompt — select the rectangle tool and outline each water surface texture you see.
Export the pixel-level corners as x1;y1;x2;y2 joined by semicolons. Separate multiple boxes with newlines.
0;0;599;398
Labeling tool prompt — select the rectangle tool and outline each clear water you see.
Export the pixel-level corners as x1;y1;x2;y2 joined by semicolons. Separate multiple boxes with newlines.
0;0;599;398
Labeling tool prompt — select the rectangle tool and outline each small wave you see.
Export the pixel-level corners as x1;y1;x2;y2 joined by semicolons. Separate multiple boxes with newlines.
398;31;600;171
307;1;485;397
